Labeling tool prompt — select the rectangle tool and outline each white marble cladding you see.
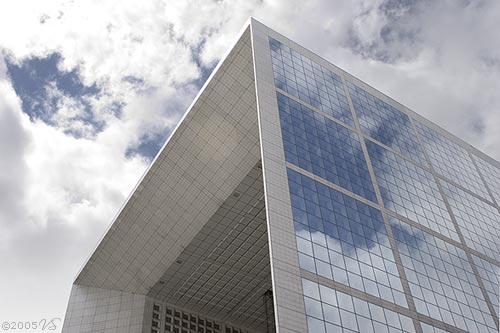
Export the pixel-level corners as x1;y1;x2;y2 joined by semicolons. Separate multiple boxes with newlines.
62;284;147;333
251;18;308;333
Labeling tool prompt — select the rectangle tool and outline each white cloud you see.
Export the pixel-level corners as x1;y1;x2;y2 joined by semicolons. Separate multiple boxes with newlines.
312;1;499;157
0;0;199;87
0;55;149;327
0;0;499;331
0;57;31;243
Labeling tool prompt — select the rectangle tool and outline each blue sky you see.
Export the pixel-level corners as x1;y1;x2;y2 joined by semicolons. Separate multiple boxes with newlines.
0;1;499;332
7;53;103;136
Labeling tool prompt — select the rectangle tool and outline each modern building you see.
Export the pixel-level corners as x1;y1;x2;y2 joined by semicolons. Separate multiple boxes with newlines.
62;18;500;333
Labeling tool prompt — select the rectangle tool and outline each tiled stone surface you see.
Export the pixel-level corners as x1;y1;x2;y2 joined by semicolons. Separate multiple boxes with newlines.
62;285;147;333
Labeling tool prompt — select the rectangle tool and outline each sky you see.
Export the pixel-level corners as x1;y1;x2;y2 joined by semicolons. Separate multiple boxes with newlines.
0;0;499;331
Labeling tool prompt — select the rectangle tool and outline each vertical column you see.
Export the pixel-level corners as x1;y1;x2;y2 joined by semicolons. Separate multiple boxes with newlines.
250;19;308;333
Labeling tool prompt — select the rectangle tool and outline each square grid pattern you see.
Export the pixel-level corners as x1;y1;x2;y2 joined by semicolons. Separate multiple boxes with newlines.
421;322;454;333
473;154;500;204
74;28;262;298
151;303;248;333
442;180;500;261
415;121;491;200
62;285;146;333
346;81;426;165
265;23;500;333
366;140;458;241
302;278;415;333
269;37;354;127
278;92;377;202
288;168;407;307
472;256;500;317
390;216;497;332
147;163;271;330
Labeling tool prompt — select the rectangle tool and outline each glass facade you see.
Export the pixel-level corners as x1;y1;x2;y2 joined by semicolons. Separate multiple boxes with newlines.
441;180;500;260
302;278;415;333
269;37;500;333
366;140;459;242
289;169;407;307
269;37;353;127
278;92;376;202
473;154;500;204
346;82;426;165
391;216;496;332
472;255;500;317
415;121;490;200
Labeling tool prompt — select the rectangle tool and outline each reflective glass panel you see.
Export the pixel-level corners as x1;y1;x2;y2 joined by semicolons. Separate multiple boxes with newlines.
473;154;500;204
415;121;490;200
303;278;416;333
289;168;407;307
421;322;454;333
278;92;376;201
269;37;354;127
472;255;500;317
366;140;458;241
346;81;426;165
390;216;497;332
442;180;500;261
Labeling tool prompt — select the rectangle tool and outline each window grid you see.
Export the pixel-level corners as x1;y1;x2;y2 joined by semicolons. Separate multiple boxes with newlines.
421;322;454;333
164;305;221;333
151;304;249;333
278;92;377;202
269;37;354;127
288;168;407;307
415;122;490;200
473;154;500;205
366;140;458;241
268;34;500;333
390;217;497;332
442;180;500;261
472;255;500;317
346;81;426;165
302;278;416;333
